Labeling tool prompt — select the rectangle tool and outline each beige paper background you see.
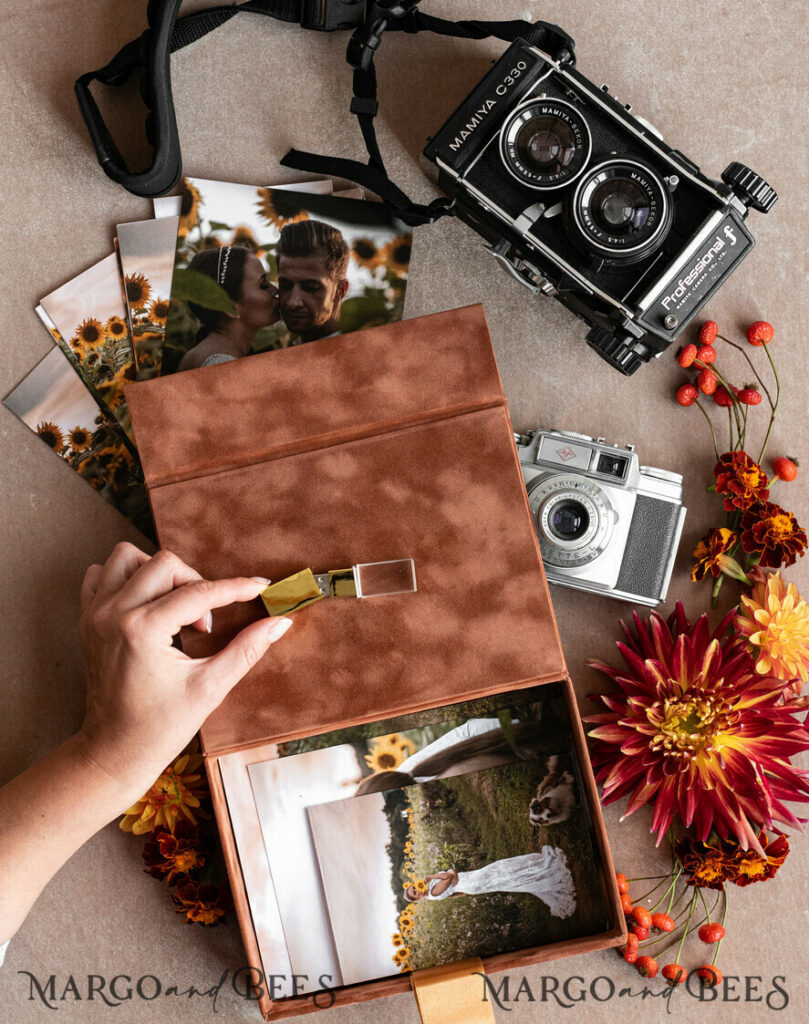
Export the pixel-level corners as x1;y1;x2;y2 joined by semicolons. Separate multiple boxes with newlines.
1;1;806;1020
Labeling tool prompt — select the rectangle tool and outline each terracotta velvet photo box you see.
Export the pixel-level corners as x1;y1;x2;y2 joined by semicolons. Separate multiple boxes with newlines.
126;304;624;1019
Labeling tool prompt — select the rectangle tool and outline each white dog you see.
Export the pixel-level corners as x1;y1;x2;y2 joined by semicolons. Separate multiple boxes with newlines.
528;755;576;826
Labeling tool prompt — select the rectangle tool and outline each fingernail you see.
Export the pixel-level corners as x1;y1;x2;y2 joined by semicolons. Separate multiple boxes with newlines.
264;616;293;641
205;610;213;633
251;576;272;586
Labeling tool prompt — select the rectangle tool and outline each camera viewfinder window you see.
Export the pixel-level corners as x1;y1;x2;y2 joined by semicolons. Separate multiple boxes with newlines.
596;454;628;478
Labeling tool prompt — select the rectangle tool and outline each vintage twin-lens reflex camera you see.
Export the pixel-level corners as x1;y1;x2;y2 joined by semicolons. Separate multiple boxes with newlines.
422;40;777;375
515;429;686;606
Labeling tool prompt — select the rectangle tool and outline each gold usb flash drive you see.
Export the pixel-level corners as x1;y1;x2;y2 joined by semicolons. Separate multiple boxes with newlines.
260;559;417;617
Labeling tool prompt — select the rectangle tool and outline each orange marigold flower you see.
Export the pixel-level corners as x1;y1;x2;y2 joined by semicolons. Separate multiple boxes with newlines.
676;829;789;889
714;451;769;512
120;744;208;835
731;831;789;886
691;527;737;582
172;881;231;926
143;820;205;885
735;571;809;688
740;501;808;569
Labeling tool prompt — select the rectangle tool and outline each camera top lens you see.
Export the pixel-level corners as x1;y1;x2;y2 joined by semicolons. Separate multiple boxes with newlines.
569;159;673;262
500;99;591;190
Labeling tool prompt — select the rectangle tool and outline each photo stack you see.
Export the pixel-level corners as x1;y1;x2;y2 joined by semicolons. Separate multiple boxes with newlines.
218;682;613;991
5;177;413;539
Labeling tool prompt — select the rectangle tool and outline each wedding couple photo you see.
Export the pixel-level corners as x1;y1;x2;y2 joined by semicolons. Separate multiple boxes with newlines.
161;178;412;374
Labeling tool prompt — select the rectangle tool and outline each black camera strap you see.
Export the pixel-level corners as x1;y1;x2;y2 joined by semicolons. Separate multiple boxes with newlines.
75;1;575;224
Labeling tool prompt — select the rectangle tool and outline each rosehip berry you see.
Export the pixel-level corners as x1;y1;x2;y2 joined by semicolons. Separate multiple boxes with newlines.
713;386;734;407
651;912;676;932
631;905;652;930
746;320;774;346
697;368;718;395
677;383;699;407
773;456;799;482
615;872;630;894
635;956;659;979
620;893;633;915
677;343;698;368
696;344;717;364
662;963;688;986
697;965;723;987
618;934;639;963
737;386;762;405
698;923;726;943
699;321;718;345
630;924;649;940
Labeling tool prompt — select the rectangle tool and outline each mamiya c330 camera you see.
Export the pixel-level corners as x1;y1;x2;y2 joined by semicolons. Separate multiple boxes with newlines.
516;429;686;606
422;40;777;375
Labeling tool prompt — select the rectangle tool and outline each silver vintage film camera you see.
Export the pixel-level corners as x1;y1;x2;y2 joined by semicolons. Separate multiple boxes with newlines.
515;429;686;606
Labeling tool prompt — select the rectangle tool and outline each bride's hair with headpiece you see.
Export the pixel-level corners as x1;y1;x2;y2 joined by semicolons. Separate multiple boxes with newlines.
185;245;251;341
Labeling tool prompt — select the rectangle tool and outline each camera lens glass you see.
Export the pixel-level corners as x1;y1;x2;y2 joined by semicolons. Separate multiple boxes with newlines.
548;499;590;540
570;160;673;262
501;99;591;189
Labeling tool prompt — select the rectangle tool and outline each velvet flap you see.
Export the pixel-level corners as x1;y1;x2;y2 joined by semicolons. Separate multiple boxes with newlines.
126;304;568;754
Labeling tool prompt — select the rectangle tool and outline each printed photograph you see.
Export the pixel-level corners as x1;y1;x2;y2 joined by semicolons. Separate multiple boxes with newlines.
242;684;610;992
39;253;138;441
119;180;338;380
4;345;154;539
162;177;412;374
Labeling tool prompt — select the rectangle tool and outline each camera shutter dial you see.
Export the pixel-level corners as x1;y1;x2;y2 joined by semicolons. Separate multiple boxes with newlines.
500;98;592;190
721;162;778;214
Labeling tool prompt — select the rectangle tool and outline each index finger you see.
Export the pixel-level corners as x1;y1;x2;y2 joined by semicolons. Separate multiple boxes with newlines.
139;577;271;638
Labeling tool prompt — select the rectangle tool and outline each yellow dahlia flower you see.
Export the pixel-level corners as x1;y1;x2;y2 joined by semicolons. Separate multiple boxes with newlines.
736;571;809;688
120;746;208;835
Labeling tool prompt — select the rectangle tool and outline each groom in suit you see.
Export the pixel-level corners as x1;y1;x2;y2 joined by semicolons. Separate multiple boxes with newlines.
276;219;350;344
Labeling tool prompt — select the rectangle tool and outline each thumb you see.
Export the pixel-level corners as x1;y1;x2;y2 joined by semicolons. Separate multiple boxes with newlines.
197;616;293;699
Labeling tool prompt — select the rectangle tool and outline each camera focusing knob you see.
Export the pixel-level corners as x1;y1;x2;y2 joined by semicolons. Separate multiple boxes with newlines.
721;163;778;213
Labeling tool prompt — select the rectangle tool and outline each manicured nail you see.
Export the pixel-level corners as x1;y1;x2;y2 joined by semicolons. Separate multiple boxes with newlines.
205;610;213;633
251;576;272;586
265;616;293;641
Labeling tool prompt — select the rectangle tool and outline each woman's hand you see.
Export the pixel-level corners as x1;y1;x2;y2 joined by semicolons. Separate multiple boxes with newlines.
76;542;292;803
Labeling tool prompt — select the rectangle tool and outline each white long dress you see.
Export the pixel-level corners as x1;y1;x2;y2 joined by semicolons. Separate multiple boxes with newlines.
426;847;576;919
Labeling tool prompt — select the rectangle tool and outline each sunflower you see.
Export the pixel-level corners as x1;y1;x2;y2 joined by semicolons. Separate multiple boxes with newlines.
120;745;209;835
735;571;809;687
147;297;170;324
256;187;309;229
740;501;807;569
84;351;100;368
172;880;231;926
178;180;202;239
36;421;64;450
391;932;405;949
352;237;383;270
586;602;809;850
364;733;415;772
714;451;769;512
105;315;128;340
125;273;152;311
691;527;737;582
230;224;261;253
381;234;412;273
67;426;92;451
75;317;105;347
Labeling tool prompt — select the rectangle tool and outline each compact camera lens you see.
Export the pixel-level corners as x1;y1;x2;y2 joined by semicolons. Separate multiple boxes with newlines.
569;159;673;262
501;99;591;190
549;500;590;540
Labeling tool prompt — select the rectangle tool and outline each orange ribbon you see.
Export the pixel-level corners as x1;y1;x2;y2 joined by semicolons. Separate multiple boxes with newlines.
410;958;497;1024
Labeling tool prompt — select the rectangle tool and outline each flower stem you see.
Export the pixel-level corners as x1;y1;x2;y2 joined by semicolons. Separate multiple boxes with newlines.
718;334;775;409
757;343;781;465
695;399;720;462
673;889;698;964
709;361;744;440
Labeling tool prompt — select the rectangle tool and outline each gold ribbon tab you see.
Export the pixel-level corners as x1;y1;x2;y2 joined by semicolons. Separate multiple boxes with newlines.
410;958;496;1024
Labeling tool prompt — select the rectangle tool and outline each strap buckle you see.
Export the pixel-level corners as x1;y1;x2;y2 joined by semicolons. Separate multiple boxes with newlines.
303;0;367;31
347;0;419;70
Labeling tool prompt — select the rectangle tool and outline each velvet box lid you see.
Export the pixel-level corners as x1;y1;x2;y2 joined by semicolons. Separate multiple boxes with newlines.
126;304;569;755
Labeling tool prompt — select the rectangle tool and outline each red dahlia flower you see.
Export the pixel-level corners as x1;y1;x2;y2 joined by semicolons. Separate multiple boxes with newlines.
586;604;809;851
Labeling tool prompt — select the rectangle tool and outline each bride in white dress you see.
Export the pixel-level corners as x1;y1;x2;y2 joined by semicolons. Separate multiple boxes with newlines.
404;846;577;919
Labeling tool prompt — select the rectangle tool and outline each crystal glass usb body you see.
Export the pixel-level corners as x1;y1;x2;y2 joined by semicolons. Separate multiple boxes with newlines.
260;559;417;617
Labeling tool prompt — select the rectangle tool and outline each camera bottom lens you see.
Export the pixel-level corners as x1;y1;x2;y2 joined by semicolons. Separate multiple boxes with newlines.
549;499;590;540
568;159;673;263
526;475;614;569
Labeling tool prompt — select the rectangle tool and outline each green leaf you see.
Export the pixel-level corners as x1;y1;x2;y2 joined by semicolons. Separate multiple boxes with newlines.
171;269;236;314
207;220;232;232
